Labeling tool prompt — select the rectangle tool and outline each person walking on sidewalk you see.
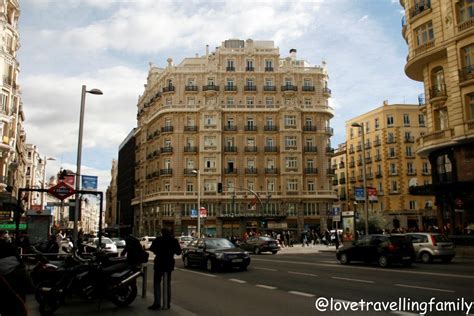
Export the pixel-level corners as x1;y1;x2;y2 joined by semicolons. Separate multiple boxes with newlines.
148;228;182;311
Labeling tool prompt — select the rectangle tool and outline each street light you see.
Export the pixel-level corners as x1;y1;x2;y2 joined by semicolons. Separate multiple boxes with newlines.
192;169;201;237
41;156;55;210
73;85;103;246
351;122;369;235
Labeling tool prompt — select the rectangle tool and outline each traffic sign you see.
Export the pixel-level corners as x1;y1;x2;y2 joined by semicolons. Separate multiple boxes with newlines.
48;181;75;200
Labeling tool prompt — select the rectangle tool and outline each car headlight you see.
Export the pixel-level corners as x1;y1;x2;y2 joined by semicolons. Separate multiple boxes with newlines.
215;253;224;259
243;251;249;257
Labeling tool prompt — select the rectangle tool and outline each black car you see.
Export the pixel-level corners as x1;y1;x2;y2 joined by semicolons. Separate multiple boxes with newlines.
239;236;281;254
336;234;415;267
182;238;251;272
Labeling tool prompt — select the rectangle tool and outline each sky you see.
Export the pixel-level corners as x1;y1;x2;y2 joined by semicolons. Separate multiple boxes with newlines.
18;0;423;193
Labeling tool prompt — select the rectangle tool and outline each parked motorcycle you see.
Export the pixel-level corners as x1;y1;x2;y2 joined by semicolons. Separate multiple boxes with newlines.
35;238;147;316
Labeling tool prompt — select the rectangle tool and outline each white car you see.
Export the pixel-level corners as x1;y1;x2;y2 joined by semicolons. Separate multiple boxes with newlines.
177;236;195;249
85;237;118;255
140;236;156;250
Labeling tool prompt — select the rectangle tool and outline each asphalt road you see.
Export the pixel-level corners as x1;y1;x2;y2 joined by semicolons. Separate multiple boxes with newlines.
26;251;474;316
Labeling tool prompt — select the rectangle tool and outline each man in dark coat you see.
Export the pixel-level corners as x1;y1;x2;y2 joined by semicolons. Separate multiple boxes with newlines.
148;228;181;310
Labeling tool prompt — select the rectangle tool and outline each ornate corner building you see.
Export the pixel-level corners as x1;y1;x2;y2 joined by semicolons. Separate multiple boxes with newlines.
400;0;474;233
132;39;337;238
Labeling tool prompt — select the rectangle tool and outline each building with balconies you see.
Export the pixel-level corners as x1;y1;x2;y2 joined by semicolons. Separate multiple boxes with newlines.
0;0;27;219
346;101;435;230
132;39;336;238
400;0;474;233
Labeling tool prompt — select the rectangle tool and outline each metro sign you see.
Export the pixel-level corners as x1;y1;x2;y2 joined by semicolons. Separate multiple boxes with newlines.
48;181;75;200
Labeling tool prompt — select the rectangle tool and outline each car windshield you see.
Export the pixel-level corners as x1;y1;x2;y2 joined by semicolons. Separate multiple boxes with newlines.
205;238;235;249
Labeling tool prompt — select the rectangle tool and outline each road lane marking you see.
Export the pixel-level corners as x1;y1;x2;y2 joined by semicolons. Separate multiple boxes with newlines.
394;284;455;293
252;258;474;279
288;291;315;297
253;267;278;271
229;278;247;284
288;271;318;277
177;268;216;278
256;284;277;290
331;276;375;284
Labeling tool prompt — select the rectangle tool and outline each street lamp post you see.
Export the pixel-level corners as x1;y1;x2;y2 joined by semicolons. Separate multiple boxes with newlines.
73;85;103;246
192;169;201;237
351;122;369;235
41;156;55;210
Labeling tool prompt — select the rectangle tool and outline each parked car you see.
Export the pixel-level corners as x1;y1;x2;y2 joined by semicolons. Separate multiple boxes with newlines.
239;236;281;254
182;238;251;272
336;234;415;267
111;237;126;249
140;236;156;250
405;233;455;263
84;237;118;256
177;236;195;249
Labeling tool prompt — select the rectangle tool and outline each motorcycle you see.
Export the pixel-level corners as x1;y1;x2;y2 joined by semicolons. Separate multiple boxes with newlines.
36;240;147;316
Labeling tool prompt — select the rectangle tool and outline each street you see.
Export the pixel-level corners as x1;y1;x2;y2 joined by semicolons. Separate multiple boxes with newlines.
26;247;474;316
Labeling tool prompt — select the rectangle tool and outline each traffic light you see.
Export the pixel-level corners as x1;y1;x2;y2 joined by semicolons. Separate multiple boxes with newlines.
217;182;223;194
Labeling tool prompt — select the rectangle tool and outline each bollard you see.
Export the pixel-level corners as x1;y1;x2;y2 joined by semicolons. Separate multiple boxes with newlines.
142;263;147;298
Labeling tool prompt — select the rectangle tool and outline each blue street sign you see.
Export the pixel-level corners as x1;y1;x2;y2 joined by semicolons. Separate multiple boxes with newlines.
355;187;365;201
191;209;197;218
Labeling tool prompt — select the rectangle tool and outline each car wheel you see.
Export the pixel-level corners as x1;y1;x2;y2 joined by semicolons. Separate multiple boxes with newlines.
183;256;190;268
206;258;215;272
254;247;261;255
340;253;350;265
378;255;389;267
420;252;433;263
441;257;453;263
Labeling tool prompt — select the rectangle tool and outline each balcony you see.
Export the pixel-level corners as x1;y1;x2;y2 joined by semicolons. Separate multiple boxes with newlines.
457;18;474;32
244;125;257;132
161;147;173;153
416;128;454;156
422;170;431;176
224;146;237;153
265;67;274;72
184;125;197;132
184;146;197;153
349;161;355;168
349;177;356;183
223;125;237;132
404;136;415;143
349;148;355;154
224;85;237;92
339;178;346;185
414;40;435;56
264;146;278;152
244;146;258;152
263;85;276;92
161;126;174;133
375;172;383;178
339;162;345;169
244;85;257;92
374;139;381;147
323;87;331;97
302;86;315;92
325;127;334;135
327;168;335;175
225;168;238;174
185;85;198;92
357;160;362;166
265;167;278;174
303;146;318;153
459;65;474;83
407;170;417;176
387;138;396;144
430;84;447;99
160;168;173;176
366;173;374;180
332;164;338;170
303;125;317;132
226;66;235;72
162;85;175;93
281;85;297;92
203;85;219;92
326;147;335;154
375;155;382;162
332;179;339;186
305;167;318;174
245;168;258;174
184;169;195;175
264;125;278;132
356;145;362;152
246;67;255;72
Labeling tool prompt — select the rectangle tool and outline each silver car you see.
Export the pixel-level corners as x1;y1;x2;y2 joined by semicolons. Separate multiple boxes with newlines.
405;233;455;263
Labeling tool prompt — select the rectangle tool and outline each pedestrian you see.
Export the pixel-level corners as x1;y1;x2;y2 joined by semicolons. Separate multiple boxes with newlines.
334;231;340;250
148;228;182;310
